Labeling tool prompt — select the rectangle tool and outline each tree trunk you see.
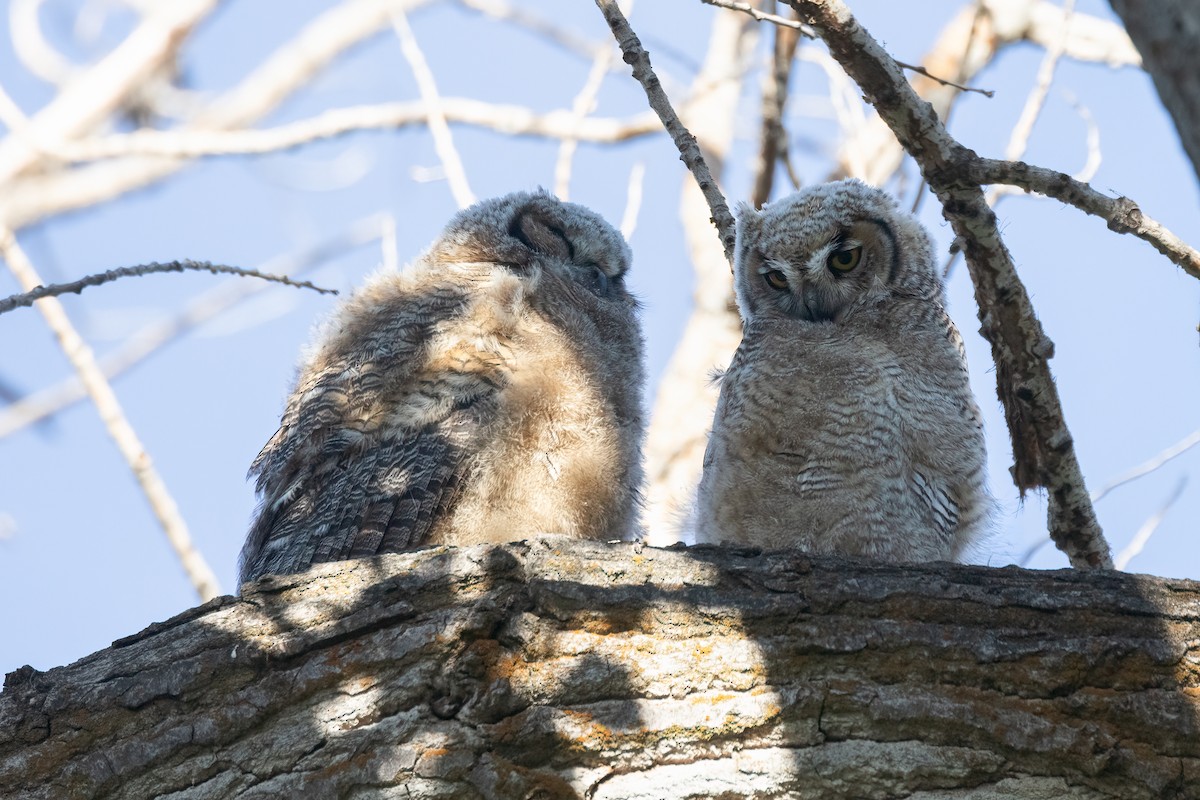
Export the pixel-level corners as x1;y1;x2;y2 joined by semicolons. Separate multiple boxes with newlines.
1;538;1197;799
1108;0;1200;186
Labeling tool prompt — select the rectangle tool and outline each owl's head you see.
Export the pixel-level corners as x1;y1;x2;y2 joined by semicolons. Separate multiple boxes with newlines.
733;179;940;324
426;190;633;305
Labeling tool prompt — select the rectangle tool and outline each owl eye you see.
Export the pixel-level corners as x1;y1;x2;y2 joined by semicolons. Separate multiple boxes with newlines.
827;245;862;273
576;261;610;296
762;270;789;291
592;266;610;296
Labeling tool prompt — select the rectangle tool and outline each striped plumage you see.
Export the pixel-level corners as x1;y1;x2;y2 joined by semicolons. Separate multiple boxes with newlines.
695;180;990;561
240;191;645;585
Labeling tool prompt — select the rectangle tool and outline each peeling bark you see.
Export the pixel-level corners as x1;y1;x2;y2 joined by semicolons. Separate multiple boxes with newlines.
1;539;1197;799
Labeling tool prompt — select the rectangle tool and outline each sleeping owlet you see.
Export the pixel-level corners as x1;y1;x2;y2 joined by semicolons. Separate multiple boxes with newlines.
240;191;645;584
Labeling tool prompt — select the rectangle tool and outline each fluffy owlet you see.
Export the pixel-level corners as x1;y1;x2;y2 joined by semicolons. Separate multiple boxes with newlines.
694;179;989;561
239;191;645;585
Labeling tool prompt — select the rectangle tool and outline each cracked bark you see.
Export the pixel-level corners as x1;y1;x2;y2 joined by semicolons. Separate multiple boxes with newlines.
1;538;1197;799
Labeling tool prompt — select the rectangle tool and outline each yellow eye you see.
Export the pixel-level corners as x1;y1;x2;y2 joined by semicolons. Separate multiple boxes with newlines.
827;245;862;273
763;270;789;291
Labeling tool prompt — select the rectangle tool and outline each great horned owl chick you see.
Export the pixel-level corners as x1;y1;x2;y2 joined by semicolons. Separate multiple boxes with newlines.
240;191;645;585
695;179;989;562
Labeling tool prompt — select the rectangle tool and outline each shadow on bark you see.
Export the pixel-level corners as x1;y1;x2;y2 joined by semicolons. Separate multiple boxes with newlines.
0;538;1196;798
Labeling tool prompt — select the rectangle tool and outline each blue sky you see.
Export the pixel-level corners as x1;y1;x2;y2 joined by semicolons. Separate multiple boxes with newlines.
0;0;1196;674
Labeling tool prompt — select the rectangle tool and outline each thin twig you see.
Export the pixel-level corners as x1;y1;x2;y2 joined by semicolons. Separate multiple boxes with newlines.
1114;476;1187;571
0;219;383;440
595;0;735;263
391;10;476;209
619;161;646;240
893;60;993;97
0;229;221;600
785;0;1112;568
1020;426;1200;567
705;0;993;96
1092;428;1200;504
555;6;623;200
701;0;813;37
0;260;336;316
457;0;609;61
751;2;802;208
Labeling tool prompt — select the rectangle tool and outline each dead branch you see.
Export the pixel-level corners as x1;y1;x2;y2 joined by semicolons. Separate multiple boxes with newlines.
784;0;1113;569
966;157;1200;280
594;0;736;263
0;219;384;440
391;10;476;209
0;231;221;600
0;0;440;232
751;3;802;209
0;260;336;317
42;101;664;163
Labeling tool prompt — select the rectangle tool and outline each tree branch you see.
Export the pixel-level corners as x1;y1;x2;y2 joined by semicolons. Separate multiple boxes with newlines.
751;3;802;209
0;219;383;440
0;232;221;600
0;260;336;316
967;157;1200;280
391;9;476;209
0;539;1195;798
0;0;440;232
784;0;1114;568
594;0;736;263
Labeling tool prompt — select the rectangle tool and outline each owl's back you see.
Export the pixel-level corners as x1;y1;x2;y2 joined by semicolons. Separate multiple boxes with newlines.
240;192;646;586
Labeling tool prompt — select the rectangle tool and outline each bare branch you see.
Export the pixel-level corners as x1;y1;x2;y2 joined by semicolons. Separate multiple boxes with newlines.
619;161;646;240
1114;477;1188;572
0;260;336;316
707;0;993;97
0;229;221;600
966;157;1200;281
595;0;736;263
554;18;621;200
47;102;664;163
10;0;78;85
0;217;384;440
0;0;219;185
751;3;802;208
831;0;1134;187
700;0;814;37
1005;0;1075;163
0;0;439;232
457;0;609;61
391;10;476;209
1092;428;1200;505
785;0;1112;568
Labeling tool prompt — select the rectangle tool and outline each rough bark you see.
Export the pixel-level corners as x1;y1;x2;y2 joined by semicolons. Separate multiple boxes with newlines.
1;538;1197;799
1108;0;1200;187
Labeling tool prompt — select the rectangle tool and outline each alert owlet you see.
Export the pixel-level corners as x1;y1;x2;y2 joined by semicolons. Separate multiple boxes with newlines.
239;191;645;585
694;179;989;562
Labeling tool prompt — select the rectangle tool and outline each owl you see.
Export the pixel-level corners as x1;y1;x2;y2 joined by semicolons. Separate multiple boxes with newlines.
694;179;989;562
239;191;645;585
